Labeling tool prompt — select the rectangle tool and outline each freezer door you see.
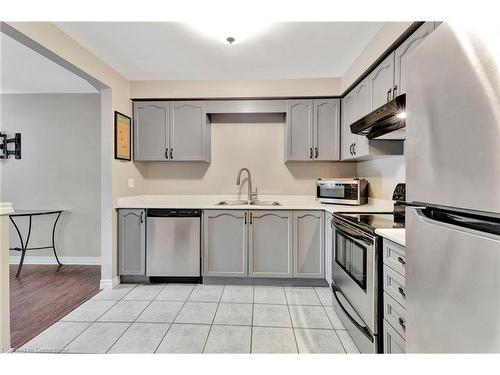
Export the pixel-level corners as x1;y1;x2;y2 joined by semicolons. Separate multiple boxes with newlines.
406;23;500;213
406;207;500;353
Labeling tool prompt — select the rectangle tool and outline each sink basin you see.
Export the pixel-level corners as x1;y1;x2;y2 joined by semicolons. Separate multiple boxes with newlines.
249;200;281;206
216;200;248;206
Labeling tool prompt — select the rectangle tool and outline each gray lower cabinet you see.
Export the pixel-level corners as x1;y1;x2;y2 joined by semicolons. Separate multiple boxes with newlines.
248;210;293;278
203;210;247;277
133;100;210;162
382;238;406;353
118;209;146;276
293;211;324;278
324;212;333;284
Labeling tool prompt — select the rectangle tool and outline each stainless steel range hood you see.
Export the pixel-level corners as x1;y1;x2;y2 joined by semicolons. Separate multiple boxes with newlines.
350;94;406;140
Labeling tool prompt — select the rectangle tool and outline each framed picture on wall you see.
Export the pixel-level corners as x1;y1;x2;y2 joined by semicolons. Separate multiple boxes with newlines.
114;111;131;161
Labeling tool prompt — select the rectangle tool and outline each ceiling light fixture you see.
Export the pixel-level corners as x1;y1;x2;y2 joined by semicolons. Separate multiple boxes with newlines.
187;21;270;45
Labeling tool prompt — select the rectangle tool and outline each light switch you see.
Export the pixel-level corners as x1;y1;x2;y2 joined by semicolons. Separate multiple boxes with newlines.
128;178;135;188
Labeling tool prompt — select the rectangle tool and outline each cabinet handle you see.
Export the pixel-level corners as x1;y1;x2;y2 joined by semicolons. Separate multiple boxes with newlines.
309;147;313;159
250;212;253;224
349;144;353;155
398;317;406;331
387;88;392;102
315;147;318;159
165;148;169;159
170;148;173;159
244;212;247;225
353;142;356;155
140;212;144;223
330;218;334;228
393;85;398;98
398;286;406;298
397;256;406;266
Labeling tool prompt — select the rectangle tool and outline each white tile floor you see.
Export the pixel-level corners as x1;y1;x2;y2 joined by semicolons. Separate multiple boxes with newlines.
17;283;360;354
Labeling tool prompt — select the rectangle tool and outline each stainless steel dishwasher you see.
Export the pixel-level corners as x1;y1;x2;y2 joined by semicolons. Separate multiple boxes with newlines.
146;209;201;277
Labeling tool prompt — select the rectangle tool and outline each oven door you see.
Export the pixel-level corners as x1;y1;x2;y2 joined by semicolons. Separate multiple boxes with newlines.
332;217;377;334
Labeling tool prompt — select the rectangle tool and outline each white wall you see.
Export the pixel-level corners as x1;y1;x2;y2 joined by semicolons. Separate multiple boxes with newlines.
357;156;405;200
1;93;101;259
144;113;356;195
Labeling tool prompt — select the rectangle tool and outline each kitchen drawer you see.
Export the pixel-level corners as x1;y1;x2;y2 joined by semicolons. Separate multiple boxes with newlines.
383;239;406;276
383;264;406;307
384;292;406;339
383;319;406;354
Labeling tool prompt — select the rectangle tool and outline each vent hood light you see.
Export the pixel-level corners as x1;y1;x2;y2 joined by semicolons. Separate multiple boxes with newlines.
396;111;407;119
188;21;270;45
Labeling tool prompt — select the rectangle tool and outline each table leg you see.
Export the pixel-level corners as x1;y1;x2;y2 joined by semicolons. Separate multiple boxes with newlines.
52;212;63;267
10;215;32;278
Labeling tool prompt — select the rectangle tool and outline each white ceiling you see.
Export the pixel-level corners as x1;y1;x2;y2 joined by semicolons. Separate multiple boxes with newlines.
55;22;385;81
1;33;97;94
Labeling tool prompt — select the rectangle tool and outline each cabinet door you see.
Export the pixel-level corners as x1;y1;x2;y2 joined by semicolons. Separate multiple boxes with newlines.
341;94;357;160
248;210;293;277
369;52;395;109
383;319;406;353
293;211;324;278
352;78;371;158
170;101;209;161
285;100;314;161
203;210;247;277
394;22;435;96
118;209;146;275
133;101;169;161
313;98;340;161
324;212;333;284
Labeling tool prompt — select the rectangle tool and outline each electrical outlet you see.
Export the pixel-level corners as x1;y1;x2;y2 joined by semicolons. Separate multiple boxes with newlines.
128;178;135;188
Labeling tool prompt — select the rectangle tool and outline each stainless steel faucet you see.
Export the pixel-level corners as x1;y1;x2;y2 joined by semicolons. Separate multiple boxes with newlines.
236;168;258;203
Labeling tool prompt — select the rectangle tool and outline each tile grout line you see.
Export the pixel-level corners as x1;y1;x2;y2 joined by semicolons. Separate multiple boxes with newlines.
153;283;197;354
250;284;255;354
201;284;225;354
283;286;300;354
313;287;347;354
105;284;169;353
58;283;140;353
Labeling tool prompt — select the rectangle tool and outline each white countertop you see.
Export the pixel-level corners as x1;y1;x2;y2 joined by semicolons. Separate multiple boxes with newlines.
375;228;406;246
115;194;395;215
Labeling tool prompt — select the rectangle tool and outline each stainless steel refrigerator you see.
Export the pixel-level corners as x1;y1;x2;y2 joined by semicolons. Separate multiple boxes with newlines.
406;22;500;353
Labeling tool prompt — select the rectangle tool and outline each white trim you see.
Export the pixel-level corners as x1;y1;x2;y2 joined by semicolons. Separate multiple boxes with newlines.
9;256;101;265
99;276;120;290
0;202;14;216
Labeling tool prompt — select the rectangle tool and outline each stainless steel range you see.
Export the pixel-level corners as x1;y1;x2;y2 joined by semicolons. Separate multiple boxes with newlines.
331;184;405;353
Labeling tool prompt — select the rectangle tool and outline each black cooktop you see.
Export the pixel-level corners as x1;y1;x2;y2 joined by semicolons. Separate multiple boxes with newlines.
335;212;405;233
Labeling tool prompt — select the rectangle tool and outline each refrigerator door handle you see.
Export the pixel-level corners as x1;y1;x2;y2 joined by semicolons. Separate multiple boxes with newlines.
411;207;500;238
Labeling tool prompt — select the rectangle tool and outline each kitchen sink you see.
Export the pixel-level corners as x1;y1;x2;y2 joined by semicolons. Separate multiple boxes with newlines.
216;200;248;206
249;200;281;206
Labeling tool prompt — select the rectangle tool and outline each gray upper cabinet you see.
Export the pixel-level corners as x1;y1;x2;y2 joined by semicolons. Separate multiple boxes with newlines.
369;52;395;109
134;101;169;161
170;101;210;162
248;210;293;278
286;99;340;161
118;209;146;276
203;210;247;277
285;100;314;161
394;22;435;96
341;93;357;161
314;98;340;161
133;100;210;162
293;211;324;278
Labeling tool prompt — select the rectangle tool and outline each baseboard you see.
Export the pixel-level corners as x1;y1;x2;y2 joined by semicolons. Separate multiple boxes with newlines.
9;256;101;266
99;276;120;290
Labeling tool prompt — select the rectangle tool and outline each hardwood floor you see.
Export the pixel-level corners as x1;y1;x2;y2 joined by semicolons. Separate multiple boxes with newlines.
9;264;101;349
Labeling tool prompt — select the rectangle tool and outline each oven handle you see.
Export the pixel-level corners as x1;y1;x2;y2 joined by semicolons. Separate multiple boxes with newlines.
333;218;374;246
331;285;373;342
